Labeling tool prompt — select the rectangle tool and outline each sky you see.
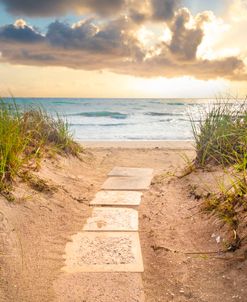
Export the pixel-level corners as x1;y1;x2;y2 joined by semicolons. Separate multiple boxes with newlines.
0;0;246;98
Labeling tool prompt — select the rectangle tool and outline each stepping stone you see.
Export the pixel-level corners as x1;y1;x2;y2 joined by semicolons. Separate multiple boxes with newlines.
83;207;138;231
90;190;143;206
102;176;152;191
108;167;153;178
63;232;144;273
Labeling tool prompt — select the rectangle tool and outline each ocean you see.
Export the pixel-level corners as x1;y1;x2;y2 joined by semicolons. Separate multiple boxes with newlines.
4;98;209;141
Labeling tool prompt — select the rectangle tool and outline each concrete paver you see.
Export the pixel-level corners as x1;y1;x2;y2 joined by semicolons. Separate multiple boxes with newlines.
90;190;142;206
83;207;138;231
63;232;144;273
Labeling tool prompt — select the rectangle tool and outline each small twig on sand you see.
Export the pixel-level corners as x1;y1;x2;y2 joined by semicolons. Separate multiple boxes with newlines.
39;205;52;212
184;210;201;219
187;204;201;211
151;244;224;255
213;250;247;262
23;205;32;210
151;245;177;253
184;251;222;255
53;202;64;209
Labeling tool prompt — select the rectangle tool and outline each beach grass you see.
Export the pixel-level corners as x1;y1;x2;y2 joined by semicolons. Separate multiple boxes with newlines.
190;98;247;250
190;98;247;168
204;172;247;250
0;99;81;194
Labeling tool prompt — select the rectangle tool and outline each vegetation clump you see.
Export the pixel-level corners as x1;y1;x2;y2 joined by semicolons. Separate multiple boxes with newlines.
0;99;81;195
203;175;247;250
191;99;247;167
190;98;247;251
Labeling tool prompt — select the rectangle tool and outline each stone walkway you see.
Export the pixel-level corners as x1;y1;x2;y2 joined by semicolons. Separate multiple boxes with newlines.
63;167;153;275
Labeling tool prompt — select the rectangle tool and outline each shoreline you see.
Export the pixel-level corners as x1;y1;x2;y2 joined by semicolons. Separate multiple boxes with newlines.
80;140;194;149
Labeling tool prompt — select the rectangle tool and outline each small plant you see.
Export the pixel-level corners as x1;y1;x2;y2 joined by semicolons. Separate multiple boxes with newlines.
178;153;195;178
203;172;247;250
22;172;58;193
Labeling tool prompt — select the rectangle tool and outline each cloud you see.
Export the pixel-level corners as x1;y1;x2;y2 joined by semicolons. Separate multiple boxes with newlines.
0;19;44;43
82;0;126;16
45;18;144;60
168;8;210;60
129;0;180;24
0;0;126;16
151;0;180;21
130;54;247;81
0;17;144;68
0;0;180;22
0;15;246;81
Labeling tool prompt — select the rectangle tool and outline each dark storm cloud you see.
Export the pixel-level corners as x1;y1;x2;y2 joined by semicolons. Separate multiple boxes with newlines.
0;14;246;81
0;0;126;16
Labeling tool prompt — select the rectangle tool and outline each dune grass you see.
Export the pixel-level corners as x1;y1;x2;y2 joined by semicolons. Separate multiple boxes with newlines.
0;99;81;194
190;98;247;250
191;98;247;168
203;171;247;251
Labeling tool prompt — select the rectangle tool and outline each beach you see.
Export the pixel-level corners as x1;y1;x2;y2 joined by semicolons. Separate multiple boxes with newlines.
1;140;246;302
82;140;194;149
1;0;247;300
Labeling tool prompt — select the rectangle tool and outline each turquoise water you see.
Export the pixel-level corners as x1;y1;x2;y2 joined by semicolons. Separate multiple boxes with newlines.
3;98;209;141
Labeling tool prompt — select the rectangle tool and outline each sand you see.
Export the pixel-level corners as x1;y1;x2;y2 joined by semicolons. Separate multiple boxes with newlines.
0;141;246;302
82;140;194;149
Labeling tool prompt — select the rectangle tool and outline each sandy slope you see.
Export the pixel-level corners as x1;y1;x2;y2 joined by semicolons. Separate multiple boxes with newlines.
0;142;246;301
